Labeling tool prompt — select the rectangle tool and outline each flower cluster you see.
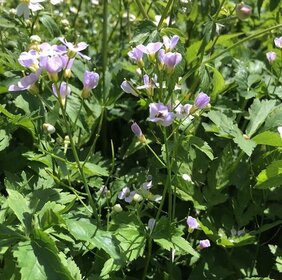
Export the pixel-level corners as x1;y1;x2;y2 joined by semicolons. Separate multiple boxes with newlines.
118;177;161;204
9;37;99;102
266;35;282;63
186;216;211;250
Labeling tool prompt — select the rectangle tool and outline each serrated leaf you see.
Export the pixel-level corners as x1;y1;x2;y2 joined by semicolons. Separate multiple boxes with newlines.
66;217;122;261
255;160;282;189
233;134;256;157
188;136;214;160
6;189;32;231
58;252;82;280
0;129;10;151
83;162;109;176
245;99;276;137
252;131;282;147
264;104;282;131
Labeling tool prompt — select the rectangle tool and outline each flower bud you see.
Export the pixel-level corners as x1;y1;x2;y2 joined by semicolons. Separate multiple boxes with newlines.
112;203;123;213
197;239;211;250
236;2;252;20
43;123;56;134
266;51;276;63
133;193;143;202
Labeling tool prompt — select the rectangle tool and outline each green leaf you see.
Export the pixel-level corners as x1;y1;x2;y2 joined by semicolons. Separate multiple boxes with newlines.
208;65;226;102
0;129;10;151
255;160;282;189
233;134;256;157
83;162;109;177
66;216;122;261
252;131;282;147
264;104;282;131
6;189;32;231
39;14;61;37
188;136;214;160
245;99;276;137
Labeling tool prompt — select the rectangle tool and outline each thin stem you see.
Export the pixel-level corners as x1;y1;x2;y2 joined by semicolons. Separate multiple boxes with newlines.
144;141;166;167
102;0;108;105
157;0;174;30
135;0;149;19
142;237;152;280
72;0;83;29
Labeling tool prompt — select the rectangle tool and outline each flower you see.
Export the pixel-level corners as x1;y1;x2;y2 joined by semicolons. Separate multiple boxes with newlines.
274;37;282;49
175;103;192;119
236;2;252;20
148;103;174;127
120;80;138;96
16;0;44;19
198;239;211;250
128;47;144;67
278;126;282;138
187;216;199;232
163;35;179;52
52;82;71;104
137;42;163;61
118;187;136;203
8;69;41;92
58;37;90;60
194;92;210;109
82;70;99;98
266;51;276;63
137;74;157;95
162;52;182;72
131;122;145;141
18;49;39;70
51;0;63;4
43;123;56;134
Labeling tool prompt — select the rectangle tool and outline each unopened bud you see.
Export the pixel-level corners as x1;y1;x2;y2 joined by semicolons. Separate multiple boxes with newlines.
112;204;123;213
43;123;56;134
133;193;143;202
236;2;252;20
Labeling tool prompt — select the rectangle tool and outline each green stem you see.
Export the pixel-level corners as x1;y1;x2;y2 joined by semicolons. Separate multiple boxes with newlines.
157;0;174;30
144;141;166;167
135;0;149;19
142;237;152;280
72;0;83;29
54;83;99;223
102;0;108;105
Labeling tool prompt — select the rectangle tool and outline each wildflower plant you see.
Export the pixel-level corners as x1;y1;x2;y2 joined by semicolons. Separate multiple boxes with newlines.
0;0;282;279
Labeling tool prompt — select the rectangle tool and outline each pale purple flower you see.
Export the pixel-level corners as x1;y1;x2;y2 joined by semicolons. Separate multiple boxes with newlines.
266;51;276;63
121;80;138;96
118;187;136;203
163;35;179;51
137;74;158;95
8;69;41;91
163;52;182;71
158;49;165;64
58;37;90;60
194;92;210;109
52;82;71;99
131;122;143;138
187;216;199;231
274;37;282;49
137;42;163;55
148;218;156;232
198;239;211;249
149;103;174;127
175;104;192;119
128;47;144;62
18;50;39;69
39;55;65;74
83;71;99;90
142;179;152;190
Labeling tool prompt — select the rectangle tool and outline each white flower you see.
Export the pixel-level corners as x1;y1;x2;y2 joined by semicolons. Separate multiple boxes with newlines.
16;0;44;19
51;0;63;4
278;126;282;138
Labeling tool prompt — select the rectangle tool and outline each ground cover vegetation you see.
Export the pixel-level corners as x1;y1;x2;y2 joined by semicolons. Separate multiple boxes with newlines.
0;0;281;279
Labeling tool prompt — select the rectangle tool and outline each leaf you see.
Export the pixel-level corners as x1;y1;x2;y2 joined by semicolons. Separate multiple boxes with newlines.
208;65;226;102
252;131;282;147
66;216;122;261
233;134;256;157
6;189;32;231
0;129;10;151
264;104;282;131
83;162;109;177
58;252;82;280
188;136;214;160
245;99;276;137
39;14;60;37
255;160;282;189
14;241;48;280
